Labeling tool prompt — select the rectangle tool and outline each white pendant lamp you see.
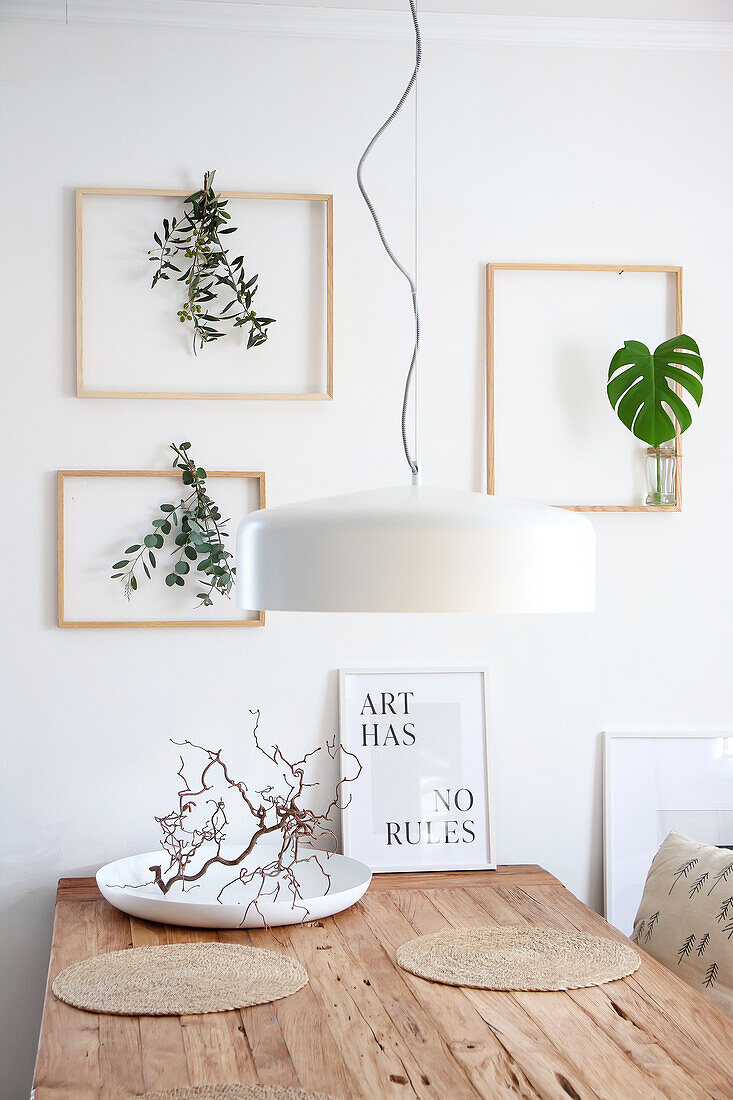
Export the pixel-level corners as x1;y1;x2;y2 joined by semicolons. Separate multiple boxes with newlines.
238;485;593;613
237;0;595;615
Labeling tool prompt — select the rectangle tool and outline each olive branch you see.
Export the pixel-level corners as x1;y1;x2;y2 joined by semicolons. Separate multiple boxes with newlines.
149;170;275;354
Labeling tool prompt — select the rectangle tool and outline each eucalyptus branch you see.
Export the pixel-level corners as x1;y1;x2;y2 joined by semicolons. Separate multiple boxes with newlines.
111;442;235;607
148;170;275;354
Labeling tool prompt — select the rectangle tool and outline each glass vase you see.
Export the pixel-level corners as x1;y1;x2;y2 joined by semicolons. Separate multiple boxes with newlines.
645;445;677;507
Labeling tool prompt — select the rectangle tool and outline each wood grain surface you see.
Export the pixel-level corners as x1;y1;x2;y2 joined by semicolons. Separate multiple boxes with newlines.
33;868;733;1098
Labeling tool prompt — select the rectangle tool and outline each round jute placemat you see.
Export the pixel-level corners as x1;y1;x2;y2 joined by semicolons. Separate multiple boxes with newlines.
143;1089;335;1100
52;942;308;1016
396;926;640;991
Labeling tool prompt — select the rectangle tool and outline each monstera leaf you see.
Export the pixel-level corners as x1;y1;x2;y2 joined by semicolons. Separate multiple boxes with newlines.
607;334;704;448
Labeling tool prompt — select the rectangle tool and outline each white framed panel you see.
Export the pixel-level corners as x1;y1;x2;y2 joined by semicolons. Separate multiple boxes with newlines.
77;188;333;399
58;470;264;626
339;668;495;873
603;731;733;935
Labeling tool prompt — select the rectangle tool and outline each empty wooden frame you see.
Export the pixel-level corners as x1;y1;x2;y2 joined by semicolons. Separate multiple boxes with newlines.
486;263;684;512
57;470;265;627
76;187;333;400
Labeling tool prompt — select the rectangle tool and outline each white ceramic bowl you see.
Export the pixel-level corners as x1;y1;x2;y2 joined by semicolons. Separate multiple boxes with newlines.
97;845;372;928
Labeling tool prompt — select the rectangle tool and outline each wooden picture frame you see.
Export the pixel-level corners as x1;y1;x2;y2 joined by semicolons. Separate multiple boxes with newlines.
338;668;495;874
486;263;684;512
57;469;266;627
76;187;333;400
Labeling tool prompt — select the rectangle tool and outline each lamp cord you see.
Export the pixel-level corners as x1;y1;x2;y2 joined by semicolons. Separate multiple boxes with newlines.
356;0;421;479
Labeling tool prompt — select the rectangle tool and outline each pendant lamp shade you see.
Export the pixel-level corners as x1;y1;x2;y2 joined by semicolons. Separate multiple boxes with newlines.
235;2;596;617
236;485;595;614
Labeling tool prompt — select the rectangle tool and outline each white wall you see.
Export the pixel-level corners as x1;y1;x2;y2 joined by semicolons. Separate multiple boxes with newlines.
2;12;733;1098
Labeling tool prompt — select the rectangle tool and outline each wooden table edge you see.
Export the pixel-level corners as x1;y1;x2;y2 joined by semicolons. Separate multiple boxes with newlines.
57;864;562;903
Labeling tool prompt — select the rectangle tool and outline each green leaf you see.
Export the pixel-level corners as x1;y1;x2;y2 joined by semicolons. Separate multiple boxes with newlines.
130;575;137;591
160;503;175;512
149;551;156;568
143;561;151;580
607;334;704;447
143;534;157;548
113;560;128;569
125;545;141;554
153;533;164;549
175;575;185;586
196;467;206;479
175;561;190;575
185;546;197;560
165;573;177;586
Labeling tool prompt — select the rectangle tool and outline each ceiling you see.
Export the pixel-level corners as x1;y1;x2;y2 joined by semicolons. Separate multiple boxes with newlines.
176;0;733;20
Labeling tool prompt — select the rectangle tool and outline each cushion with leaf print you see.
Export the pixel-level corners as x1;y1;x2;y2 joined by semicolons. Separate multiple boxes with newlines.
632;829;733;1017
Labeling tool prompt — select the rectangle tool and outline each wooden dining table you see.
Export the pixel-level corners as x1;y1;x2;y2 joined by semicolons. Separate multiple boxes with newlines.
33;865;733;1099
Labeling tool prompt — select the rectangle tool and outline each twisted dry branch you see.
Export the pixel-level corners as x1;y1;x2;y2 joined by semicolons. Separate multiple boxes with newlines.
147;710;361;923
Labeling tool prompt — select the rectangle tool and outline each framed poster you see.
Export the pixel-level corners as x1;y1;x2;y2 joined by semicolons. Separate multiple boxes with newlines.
339;669;495;873
486;263;683;511
76;187;333;400
603;732;733;934
58;469;265;627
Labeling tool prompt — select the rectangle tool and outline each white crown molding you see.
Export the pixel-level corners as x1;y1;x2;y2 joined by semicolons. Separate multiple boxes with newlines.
2;0;732;50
